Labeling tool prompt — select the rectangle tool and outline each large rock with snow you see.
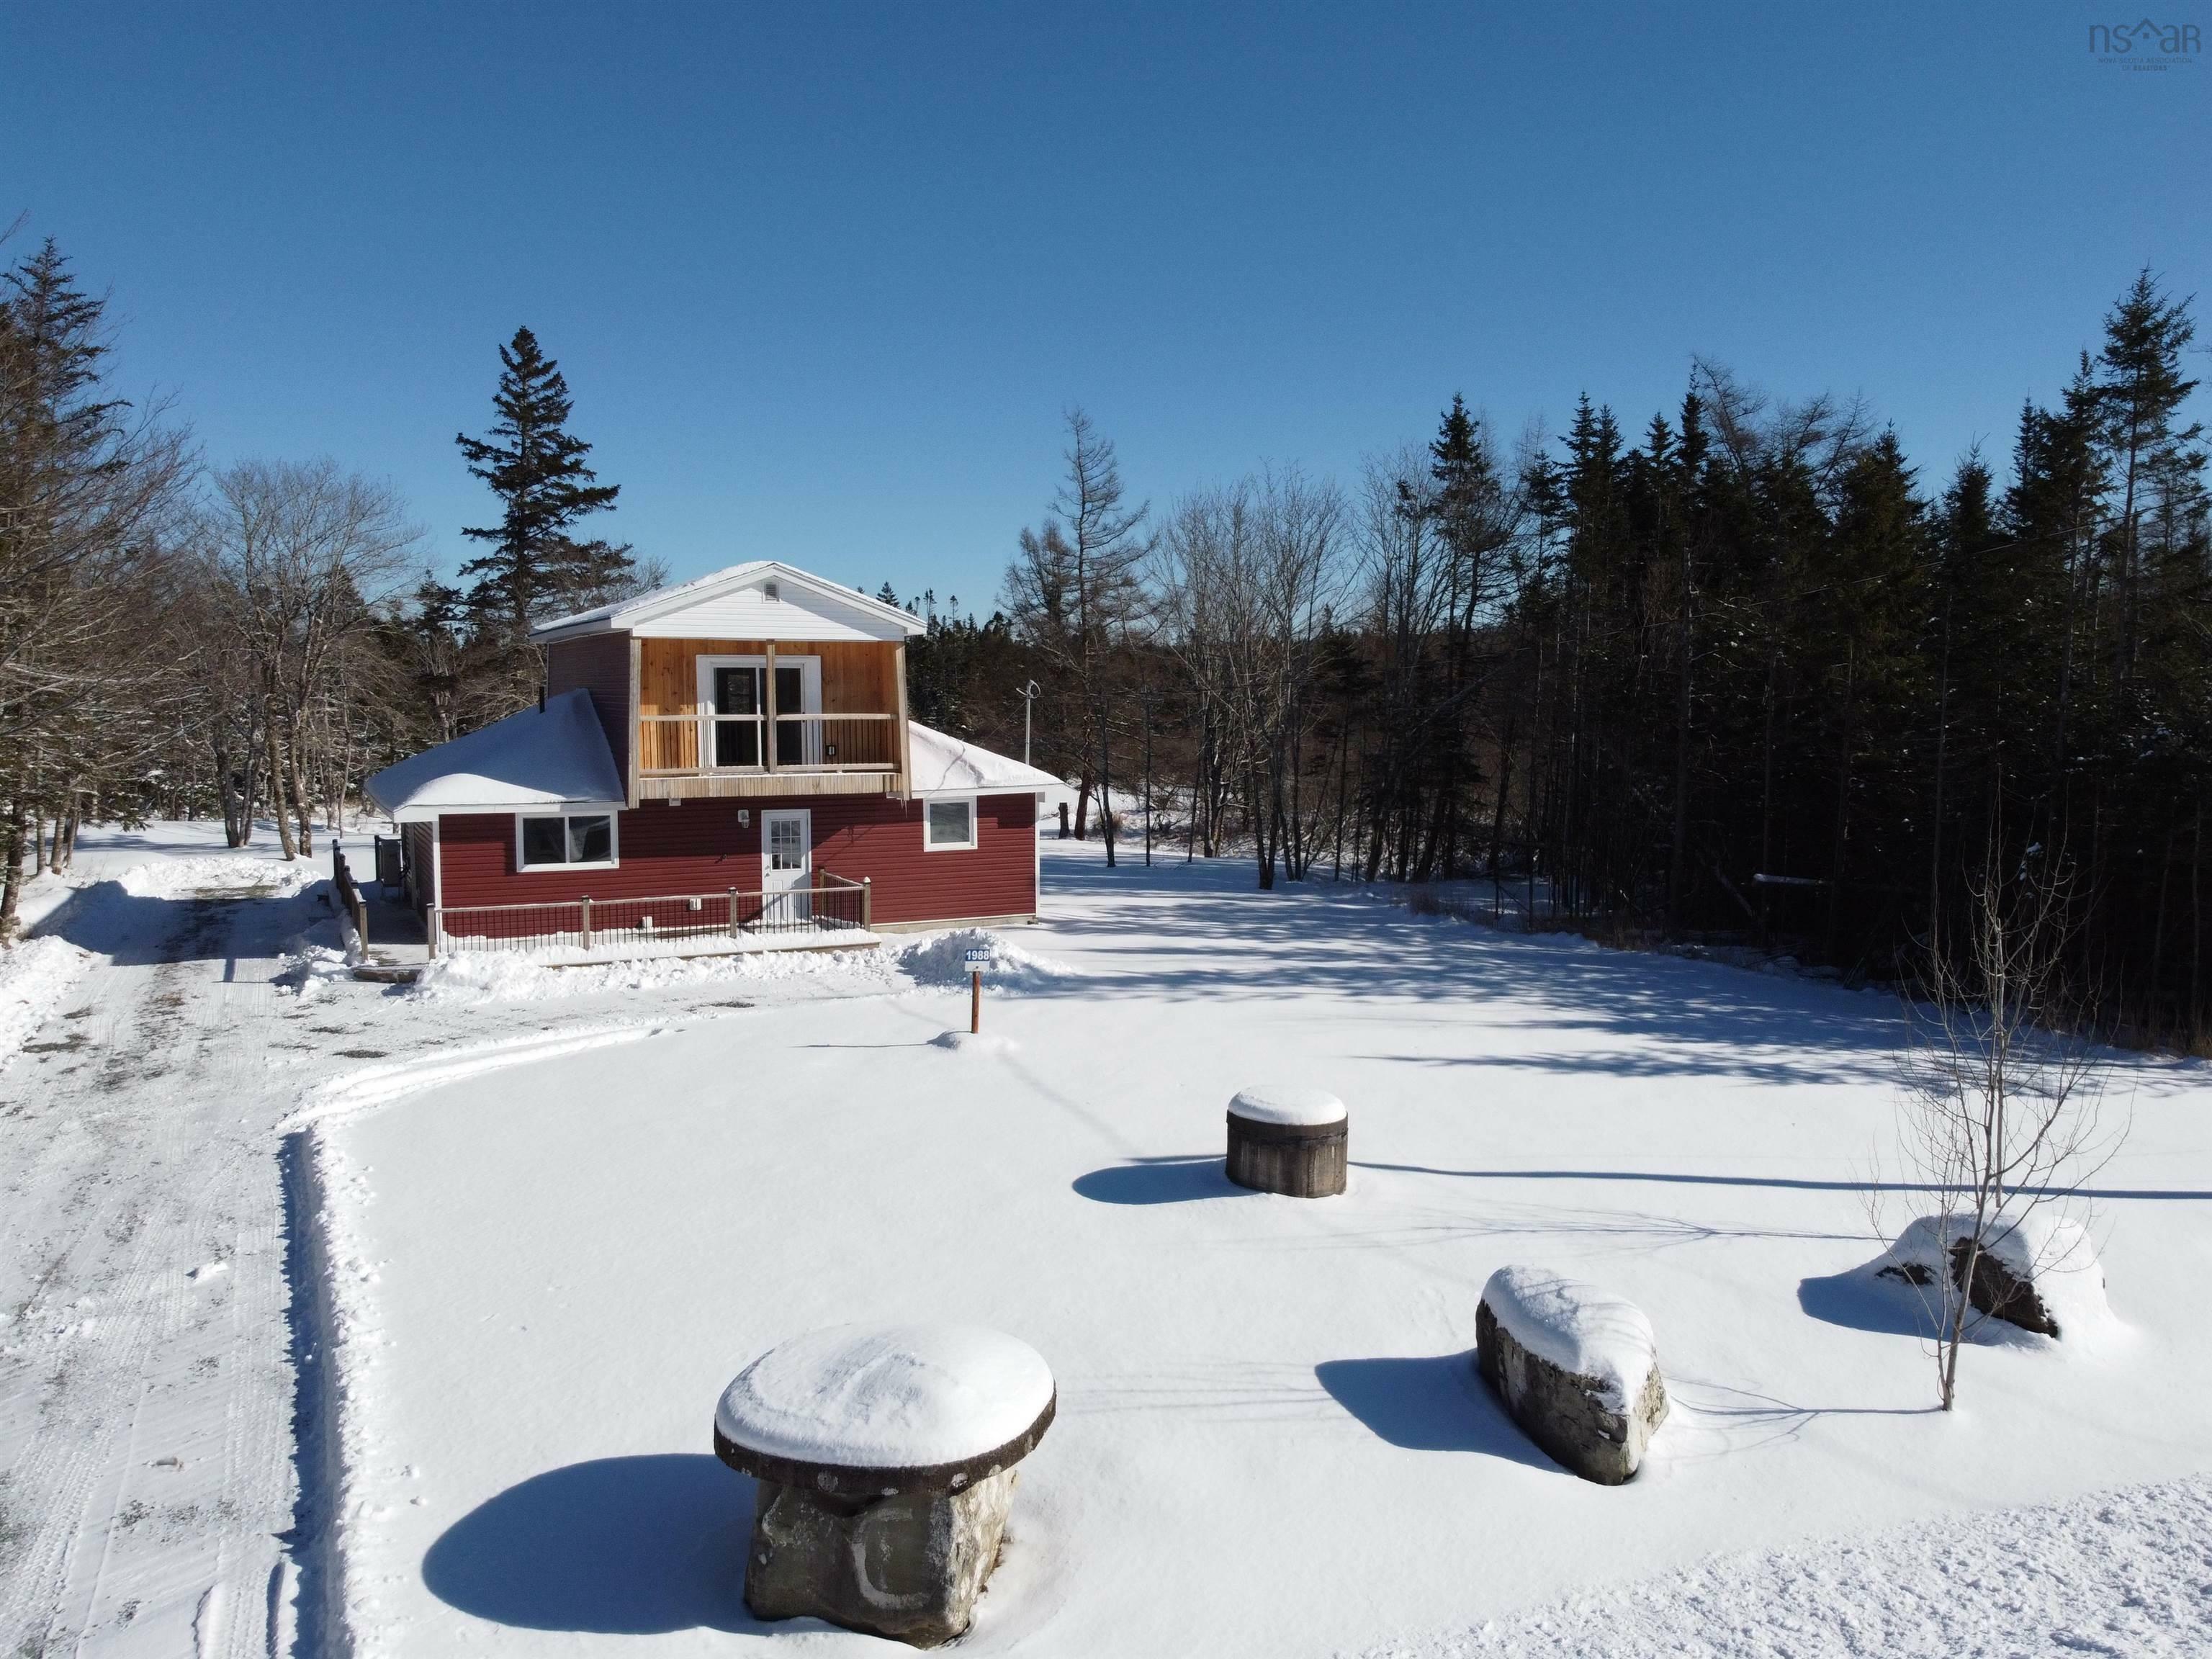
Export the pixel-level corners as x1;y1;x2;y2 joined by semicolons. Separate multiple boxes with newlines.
1475;1266;1668;1485
1882;1211;2109;1339
713;1323;1056;1647
1226;1085;1347;1197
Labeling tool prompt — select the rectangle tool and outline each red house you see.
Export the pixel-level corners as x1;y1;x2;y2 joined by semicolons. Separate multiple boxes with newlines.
365;562;1056;957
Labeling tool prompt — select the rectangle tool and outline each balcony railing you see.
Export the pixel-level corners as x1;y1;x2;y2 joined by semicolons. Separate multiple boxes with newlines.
429;874;873;958
639;712;899;775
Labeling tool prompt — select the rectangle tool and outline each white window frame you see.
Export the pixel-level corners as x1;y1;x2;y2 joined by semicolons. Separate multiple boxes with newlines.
515;809;621;871
922;793;979;853
696;654;822;770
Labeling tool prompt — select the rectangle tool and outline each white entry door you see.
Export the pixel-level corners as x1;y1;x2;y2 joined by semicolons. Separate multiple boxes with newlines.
761;809;812;926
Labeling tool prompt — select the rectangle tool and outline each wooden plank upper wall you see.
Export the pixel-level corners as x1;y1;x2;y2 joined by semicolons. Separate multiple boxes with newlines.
637;637;897;716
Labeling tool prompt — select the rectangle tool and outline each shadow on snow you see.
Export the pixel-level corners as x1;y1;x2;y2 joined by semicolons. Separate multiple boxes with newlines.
421;1454;765;1635
1313;1352;1561;1472
1071;1155;1242;1205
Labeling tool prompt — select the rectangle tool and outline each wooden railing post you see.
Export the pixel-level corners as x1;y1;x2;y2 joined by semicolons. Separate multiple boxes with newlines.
427;905;441;958
763;642;778;773
861;876;872;929
728;886;740;940
580;894;593;951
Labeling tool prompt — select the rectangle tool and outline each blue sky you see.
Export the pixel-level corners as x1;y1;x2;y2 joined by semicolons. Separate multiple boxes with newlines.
4;4;2205;611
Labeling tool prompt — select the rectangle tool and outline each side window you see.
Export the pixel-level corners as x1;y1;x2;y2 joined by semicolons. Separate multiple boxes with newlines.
518;813;618;868
521;817;567;868
925;798;977;851
568;814;613;863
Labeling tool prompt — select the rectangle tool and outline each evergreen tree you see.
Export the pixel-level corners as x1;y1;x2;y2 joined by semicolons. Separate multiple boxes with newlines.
455;327;631;650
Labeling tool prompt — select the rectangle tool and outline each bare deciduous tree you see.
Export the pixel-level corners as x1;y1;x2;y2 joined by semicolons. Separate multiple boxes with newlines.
200;459;418;859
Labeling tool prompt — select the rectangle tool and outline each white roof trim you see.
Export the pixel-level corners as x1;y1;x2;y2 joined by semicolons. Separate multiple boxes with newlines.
533;561;924;642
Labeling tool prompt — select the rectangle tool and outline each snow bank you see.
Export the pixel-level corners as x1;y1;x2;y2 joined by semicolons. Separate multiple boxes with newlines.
715;1323;1054;1470
410;940;896;1004
0;935;90;1072
1889;1209;2113;1338
894;927;1076;993
274;943;354;1002
1229;1084;1346;1125
1480;1265;1658;1411
1364;1471;2212;1659
118;853;320;899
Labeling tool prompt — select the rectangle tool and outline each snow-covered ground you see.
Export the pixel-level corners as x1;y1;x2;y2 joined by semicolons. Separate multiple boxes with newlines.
0;821;894;1658
307;837;2212;1656
6;824;2211;1656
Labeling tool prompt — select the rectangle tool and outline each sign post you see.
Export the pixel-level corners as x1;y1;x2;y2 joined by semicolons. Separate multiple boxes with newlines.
963;946;990;1034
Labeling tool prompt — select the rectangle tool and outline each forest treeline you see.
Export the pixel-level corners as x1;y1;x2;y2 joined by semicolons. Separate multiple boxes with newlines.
911;276;2209;1045
0;236;655;935
2;228;2205;1038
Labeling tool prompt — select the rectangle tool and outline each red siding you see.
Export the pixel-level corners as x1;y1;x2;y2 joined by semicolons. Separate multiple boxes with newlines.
545;634;632;784
436;791;1036;925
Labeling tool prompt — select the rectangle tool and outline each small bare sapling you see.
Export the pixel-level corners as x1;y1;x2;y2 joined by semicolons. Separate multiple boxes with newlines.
1874;853;2126;1410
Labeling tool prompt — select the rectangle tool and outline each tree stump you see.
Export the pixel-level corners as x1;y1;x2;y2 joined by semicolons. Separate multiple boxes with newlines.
1225;1086;1347;1197
714;1323;1056;1647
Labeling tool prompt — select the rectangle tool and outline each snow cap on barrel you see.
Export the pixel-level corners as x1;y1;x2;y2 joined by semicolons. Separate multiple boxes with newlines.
1229;1085;1347;1127
715;1323;1055;1497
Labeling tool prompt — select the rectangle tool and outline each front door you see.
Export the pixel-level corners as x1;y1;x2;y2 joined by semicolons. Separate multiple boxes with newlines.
761;809;812;925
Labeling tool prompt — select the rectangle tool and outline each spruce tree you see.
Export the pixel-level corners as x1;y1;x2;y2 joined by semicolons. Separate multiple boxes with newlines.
455;327;632;648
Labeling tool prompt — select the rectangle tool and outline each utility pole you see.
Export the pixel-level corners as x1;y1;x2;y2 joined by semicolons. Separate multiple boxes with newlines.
1140;685;1156;866
1017;679;1041;767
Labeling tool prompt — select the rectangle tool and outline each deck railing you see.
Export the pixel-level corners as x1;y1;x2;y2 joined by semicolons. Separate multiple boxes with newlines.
428;874;872;958
638;712;899;776
331;844;369;948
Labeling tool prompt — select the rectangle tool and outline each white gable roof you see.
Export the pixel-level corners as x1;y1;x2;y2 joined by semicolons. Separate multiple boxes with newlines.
534;561;923;644
366;690;626;822
907;722;1061;799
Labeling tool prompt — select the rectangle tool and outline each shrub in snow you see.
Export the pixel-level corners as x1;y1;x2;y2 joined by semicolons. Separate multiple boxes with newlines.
1226;1086;1348;1197
894;928;1075;994
273;944;353;1002
713;1323;1056;1646
1475;1265;1669;1485
928;1030;1018;1055
1881;1211;2109;1339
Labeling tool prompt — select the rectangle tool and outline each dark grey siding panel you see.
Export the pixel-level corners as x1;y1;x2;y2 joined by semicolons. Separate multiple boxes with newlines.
547;634;632;782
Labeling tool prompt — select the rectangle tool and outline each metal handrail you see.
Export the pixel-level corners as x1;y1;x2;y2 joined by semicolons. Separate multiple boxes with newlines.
430;876;875;957
439;883;850;917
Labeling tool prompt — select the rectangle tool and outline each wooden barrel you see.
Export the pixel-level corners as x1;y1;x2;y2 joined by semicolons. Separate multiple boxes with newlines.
1225;1086;1347;1197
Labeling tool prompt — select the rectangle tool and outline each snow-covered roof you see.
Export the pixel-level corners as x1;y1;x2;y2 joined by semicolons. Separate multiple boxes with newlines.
365;690;626;822
907;721;1061;799
532;561;924;644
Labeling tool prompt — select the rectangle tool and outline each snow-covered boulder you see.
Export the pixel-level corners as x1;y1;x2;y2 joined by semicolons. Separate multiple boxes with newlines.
713;1323;1056;1646
1882;1211;2109;1339
1226;1086;1347;1197
1475;1266;1668;1485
